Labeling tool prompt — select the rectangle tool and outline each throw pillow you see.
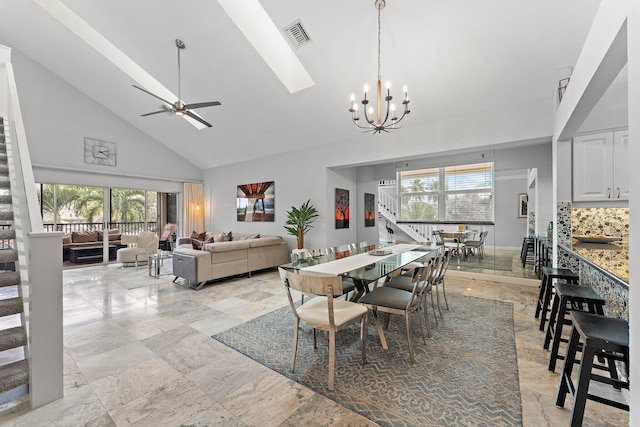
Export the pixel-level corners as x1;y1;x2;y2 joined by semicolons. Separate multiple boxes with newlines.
214;232;232;242
191;238;204;250
191;235;214;250
62;234;72;244
191;230;207;241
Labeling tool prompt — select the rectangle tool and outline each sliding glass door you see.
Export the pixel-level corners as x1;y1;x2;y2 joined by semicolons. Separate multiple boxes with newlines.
37;184;160;266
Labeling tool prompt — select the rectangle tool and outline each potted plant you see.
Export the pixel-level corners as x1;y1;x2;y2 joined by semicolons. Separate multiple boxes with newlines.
284;199;319;249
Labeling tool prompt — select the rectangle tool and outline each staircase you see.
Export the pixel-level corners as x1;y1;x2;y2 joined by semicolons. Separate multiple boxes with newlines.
378;181;431;243
0;117;29;410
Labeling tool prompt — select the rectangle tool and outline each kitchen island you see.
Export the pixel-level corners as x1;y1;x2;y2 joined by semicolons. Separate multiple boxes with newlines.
558;240;628;319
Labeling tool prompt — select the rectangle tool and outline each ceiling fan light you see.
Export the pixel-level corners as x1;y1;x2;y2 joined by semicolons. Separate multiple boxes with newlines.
175;110;185;116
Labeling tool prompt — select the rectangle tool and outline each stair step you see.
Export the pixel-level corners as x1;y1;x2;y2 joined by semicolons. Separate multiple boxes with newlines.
0;327;27;352
0;297;23;317
0;229;15;240
0;144;6;154
0;249;17;263
0;181;9;189
0;271;20;288
0;212;13;221
0;195;11;205
0;360;29;394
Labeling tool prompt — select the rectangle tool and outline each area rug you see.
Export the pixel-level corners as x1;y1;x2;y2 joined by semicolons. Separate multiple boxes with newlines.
212;293;522;426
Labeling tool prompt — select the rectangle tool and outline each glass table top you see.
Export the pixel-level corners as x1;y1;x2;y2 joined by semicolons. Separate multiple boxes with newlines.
282;245;439;283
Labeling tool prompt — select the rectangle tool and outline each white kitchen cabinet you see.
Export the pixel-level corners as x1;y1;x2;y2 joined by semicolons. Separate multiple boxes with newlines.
572;130;628;202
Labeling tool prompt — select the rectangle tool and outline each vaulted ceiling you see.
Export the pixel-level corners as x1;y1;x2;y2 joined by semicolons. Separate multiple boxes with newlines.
0;0;602;169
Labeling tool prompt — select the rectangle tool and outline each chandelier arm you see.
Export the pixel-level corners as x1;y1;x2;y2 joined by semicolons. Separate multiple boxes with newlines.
351;117;375;131
352;120;377;133
362;105;374;125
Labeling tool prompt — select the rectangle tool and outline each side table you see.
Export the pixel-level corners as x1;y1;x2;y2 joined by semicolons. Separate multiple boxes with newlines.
148;251;172;278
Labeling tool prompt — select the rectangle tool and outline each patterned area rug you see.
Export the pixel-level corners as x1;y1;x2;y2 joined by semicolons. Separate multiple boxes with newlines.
213;293;522;427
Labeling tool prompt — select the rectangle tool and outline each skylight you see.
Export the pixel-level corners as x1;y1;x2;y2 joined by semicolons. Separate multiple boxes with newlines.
217;0;314;94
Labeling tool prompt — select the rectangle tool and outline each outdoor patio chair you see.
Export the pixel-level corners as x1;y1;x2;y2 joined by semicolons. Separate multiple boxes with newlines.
158;223;177;251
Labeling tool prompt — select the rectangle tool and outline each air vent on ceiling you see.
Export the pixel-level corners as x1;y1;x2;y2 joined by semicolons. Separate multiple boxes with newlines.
283;20;311;49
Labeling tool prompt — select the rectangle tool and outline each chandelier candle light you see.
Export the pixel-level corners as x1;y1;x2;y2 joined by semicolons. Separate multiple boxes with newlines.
349;0;410;134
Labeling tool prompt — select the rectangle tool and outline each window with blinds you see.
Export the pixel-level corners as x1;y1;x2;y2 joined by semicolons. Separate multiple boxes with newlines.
398;162;494;223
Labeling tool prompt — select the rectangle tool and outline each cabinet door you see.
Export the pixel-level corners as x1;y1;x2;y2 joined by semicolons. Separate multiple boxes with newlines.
572;133;614;202
613;130;629;200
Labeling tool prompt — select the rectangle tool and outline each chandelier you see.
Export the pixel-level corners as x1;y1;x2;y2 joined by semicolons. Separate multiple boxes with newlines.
349;0;410;134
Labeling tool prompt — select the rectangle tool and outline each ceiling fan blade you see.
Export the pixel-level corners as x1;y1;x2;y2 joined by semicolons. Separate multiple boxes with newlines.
132;85;173;106
141;110;170;117
184;101;222;110
185;110;213;128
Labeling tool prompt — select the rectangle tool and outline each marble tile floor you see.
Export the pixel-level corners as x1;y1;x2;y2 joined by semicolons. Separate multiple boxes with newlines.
0;262;629;426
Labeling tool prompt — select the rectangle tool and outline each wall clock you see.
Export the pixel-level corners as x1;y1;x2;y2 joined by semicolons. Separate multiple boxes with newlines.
84;137;116;166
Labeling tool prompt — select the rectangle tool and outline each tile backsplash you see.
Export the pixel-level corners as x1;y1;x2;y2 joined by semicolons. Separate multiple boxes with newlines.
571;207;629;241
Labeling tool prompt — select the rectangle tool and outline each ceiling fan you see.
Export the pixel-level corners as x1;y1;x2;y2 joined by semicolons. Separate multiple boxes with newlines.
133;39;221;128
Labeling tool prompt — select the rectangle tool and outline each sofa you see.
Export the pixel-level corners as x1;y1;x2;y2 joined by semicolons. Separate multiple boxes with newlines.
62;229;123;261
172;232;289;290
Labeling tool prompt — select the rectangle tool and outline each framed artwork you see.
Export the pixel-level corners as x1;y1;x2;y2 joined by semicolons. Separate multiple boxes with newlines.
335;188;349;229
237;181;275;222
518;193;528;218
364;193;375;227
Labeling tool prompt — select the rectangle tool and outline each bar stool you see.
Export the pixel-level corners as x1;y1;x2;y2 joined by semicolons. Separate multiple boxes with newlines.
520;237;535;267
535;267;579;331
555;311;629;427
544;282;605;372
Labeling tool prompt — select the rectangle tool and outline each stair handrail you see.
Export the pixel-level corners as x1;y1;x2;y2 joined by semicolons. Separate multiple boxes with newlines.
2;44;64;408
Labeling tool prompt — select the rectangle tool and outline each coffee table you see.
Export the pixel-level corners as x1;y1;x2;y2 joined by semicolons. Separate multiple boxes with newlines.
148;251;172;278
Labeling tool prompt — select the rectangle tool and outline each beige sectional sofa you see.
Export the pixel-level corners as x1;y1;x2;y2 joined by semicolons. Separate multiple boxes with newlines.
172;232;289;290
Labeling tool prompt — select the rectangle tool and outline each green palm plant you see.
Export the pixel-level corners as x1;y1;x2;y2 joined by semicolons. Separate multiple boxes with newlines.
284;199;319;249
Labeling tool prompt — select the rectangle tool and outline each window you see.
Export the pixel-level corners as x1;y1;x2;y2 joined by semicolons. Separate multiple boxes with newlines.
398;162;494;223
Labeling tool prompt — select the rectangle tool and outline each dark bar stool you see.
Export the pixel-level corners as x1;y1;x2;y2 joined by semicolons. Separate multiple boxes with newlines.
556;311;629;427
534;237;551;279
544;282;605;372
520;237;535;267
535;267;579;331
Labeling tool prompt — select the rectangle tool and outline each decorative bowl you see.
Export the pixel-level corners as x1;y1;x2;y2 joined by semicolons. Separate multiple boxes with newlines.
369;249;392;256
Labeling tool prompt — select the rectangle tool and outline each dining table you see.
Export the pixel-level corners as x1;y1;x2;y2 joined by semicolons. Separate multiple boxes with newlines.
281;243;440;350
281;243;439;301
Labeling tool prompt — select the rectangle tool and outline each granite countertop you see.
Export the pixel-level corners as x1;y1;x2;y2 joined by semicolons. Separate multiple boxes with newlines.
560;239;629;284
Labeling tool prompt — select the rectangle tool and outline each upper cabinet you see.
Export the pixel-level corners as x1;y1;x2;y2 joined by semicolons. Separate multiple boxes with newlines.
573;130;628;202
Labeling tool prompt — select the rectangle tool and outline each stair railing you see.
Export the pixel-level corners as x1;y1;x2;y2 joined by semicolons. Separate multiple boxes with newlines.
377;181;430;243
2;44;63;408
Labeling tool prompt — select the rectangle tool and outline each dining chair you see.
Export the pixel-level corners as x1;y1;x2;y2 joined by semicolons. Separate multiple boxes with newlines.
439;232;466;263
385;258;439;329
281;268;368;390
359;264;431;363
431;230;444;246
431;250;452;314
464;230;488;262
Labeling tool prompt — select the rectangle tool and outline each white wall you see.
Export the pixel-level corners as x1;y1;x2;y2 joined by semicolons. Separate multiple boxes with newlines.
494;170;528;248
9;49;202;191
204;138;554;253
356;166;379;246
